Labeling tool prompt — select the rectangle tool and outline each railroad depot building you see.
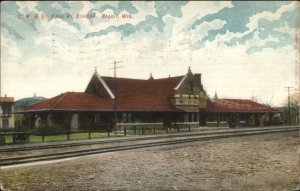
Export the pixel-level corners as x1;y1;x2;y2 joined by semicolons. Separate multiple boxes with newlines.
18;68;279;130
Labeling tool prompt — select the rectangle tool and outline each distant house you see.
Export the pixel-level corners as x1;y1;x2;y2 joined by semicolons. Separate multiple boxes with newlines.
17;68;280;130
0;95;15;130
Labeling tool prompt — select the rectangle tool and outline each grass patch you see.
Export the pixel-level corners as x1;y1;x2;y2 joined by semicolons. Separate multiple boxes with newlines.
70;133;89;140
44;134;68;142
3;135;13;144
91;132;110;139
0;127;194;145
29;135;44;143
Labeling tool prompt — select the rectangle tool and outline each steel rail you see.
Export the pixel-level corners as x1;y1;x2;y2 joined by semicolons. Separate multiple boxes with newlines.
0;126;298;152
0;127;298;167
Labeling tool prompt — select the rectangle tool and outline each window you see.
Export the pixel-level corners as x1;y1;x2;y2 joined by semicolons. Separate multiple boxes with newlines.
93;84;97;93
194;113;198;122
94;113;100;123
188;82;193;91
123;112;132;123
188;113;193;122
2;119;9;129
122;113;127;123
1;105;11;117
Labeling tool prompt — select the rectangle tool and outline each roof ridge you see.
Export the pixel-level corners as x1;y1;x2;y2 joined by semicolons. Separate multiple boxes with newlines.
102;75;184;81
95;73;115;99
174;75;187;90
52;92;69;109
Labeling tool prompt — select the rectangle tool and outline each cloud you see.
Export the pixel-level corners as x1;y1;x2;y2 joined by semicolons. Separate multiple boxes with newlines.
86;1;139;25
190;1;292;49
154;1;188;18
35;1;83;30
246;4;299;54
225;29;257;46
89;1;138;15
85;15;165;40
1;2;23;40
85;2;187;39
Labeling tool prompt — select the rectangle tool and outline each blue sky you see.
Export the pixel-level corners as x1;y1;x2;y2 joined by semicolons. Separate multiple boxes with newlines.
1;1;299;106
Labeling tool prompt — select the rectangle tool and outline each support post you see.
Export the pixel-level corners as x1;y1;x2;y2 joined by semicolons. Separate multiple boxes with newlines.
67;129;70;140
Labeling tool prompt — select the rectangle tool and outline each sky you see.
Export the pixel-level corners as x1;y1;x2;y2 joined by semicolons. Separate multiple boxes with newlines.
1;1;299;106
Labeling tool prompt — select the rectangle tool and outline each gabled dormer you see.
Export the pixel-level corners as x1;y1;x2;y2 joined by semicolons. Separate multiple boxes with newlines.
85;68;115;100
172;67;208;110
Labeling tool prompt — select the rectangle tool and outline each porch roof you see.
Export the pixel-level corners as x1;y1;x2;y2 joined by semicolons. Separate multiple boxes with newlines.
21;92;114;113
205;99;280;113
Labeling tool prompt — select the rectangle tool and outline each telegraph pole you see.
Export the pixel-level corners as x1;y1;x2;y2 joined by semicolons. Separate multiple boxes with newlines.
110;61;123;133
284;87;292;126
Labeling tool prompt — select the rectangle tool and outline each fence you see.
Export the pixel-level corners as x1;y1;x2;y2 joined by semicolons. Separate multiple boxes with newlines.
0;123;193;145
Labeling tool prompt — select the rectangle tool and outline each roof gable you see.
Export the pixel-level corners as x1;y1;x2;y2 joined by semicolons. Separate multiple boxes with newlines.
85;71;115;99
173;70;203;93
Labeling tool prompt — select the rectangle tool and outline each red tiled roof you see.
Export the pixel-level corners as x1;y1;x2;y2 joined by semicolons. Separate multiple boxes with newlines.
23;92;114;112
205;99;279;113
22;76;185;112
102;76;184;112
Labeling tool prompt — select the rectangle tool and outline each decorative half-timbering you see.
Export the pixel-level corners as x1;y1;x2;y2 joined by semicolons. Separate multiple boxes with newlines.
172;67;208;112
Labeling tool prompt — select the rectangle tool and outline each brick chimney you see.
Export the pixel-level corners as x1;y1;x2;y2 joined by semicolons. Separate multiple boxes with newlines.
194;73;201;84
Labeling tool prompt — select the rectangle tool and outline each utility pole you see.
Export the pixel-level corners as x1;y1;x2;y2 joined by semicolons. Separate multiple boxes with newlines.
285;87;293;126
0;56;1;98
110;61;123;133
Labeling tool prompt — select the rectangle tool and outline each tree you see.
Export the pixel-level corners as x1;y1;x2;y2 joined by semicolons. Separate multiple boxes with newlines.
283;92;299;125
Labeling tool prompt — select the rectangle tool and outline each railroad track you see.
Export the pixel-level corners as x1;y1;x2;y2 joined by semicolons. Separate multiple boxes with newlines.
1;126;298;152
0;126;298;167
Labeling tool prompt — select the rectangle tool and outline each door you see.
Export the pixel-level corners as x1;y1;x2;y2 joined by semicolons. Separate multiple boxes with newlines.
71;114;79;129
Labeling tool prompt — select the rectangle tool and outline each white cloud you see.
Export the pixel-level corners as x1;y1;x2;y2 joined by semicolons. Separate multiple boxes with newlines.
16;1;38;13
172;1;232;34
247;1;299;31
131;1;156;15
191;19;226;40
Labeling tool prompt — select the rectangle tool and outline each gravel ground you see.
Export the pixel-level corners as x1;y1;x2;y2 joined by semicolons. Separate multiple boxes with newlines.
1;131;299;191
